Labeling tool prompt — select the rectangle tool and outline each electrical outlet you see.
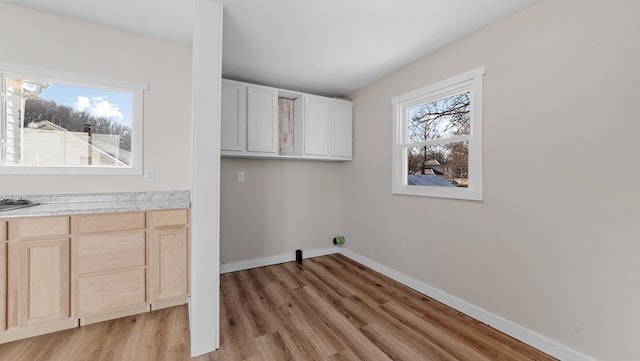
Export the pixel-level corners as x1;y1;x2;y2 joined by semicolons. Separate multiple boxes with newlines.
144;168;155;181
237;171;245;182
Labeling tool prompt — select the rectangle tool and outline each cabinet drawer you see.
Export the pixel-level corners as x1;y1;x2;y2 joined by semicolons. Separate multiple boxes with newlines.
8;217;69;240
78;269;146;315
77;212;145;234
151;209;188;228
77;231;146;275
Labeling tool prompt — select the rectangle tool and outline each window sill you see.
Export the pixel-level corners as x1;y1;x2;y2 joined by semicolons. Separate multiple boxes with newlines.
392;185;483;201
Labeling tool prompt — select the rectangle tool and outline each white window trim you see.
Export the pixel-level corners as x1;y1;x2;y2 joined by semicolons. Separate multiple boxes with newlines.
391;67;485;201
0;63;147;175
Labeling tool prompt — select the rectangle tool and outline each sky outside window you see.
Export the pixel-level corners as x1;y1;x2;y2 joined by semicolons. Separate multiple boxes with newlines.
38;83;132;127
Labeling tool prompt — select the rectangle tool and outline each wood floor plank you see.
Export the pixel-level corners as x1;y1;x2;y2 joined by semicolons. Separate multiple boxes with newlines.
294;285;393;361
284;261;371;328
361;321;448;361
325;349;363;361
0;254;558;361
261;282;328;361
377;301;493;361
255;331;293;361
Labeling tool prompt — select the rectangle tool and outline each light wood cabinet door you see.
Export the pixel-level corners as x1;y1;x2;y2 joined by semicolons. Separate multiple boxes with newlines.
247;86;278;153
303;95;330;156
7;238;70;328
150;227;189;302
0;222;5;332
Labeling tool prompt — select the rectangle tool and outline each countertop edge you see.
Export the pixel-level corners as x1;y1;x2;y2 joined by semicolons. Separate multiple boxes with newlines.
0;191;190;219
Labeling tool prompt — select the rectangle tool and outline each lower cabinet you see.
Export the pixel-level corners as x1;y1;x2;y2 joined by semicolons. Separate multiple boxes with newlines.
148;209;190;310
1;216;76;343
7;238;71;328
0;222;6;332
73;212;149;325
0;208;190;343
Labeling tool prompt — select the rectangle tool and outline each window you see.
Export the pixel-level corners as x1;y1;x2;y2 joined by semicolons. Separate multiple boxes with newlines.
0;64;146;175
391;67;484;200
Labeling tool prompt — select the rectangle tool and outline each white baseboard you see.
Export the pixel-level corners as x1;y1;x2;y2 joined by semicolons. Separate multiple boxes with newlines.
338;248;596;361
218;246;594;361
220;247;340;274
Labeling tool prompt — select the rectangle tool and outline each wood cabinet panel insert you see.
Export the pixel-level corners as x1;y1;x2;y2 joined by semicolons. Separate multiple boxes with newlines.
8;217;69;240
150;209;188;228
76;231;146;275
0;235;5;332
7;238;70;328
76;212;145;234
150;228;189;301
78;269;146;316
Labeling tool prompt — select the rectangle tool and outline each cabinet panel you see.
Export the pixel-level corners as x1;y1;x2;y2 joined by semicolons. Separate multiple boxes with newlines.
0;231;5;331
221;81;247;151
76;212;145;234
331;101;353;158
150;228;189;301
151;209;188;228
77;231;146;275
8;217;69;240
78;269;146;315
247;86;278;153
7;238;70;328
304;96;330;156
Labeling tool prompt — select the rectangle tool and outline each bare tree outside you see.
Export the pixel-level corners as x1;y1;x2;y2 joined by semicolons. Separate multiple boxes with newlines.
407;91;470;187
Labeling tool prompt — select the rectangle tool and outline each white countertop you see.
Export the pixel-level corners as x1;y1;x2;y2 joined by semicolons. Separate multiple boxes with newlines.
0;191;190;219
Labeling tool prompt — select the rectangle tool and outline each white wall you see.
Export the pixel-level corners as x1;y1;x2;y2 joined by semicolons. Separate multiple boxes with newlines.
341;1;640;360
0;3;192;194
220;158;341;264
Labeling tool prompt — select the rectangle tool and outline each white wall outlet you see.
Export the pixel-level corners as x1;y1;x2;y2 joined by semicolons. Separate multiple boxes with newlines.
144;168;155;181
237;171;245;182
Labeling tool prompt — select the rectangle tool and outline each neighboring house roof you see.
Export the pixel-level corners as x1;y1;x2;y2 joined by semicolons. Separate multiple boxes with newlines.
413;166;445;176
408;174;456;187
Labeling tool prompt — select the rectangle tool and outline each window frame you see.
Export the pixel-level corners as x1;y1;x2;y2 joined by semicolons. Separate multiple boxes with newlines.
391;67;484;201
0;63;147;175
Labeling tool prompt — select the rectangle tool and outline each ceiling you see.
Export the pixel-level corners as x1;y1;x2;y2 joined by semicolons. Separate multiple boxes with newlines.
5;0;536;97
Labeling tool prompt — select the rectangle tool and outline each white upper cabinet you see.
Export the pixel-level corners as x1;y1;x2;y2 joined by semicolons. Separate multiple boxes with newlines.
221;81;246;151
330;100;353;158
220;79;352;161
247;86;278;153
302;96;330;157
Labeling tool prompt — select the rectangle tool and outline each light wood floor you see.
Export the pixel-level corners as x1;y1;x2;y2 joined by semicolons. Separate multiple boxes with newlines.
0;254;557;361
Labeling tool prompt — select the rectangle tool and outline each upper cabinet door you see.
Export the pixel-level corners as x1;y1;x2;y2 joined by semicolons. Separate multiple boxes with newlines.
330;100;353;158
303;96;330;156
221;81;247;152
247;86;278;153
